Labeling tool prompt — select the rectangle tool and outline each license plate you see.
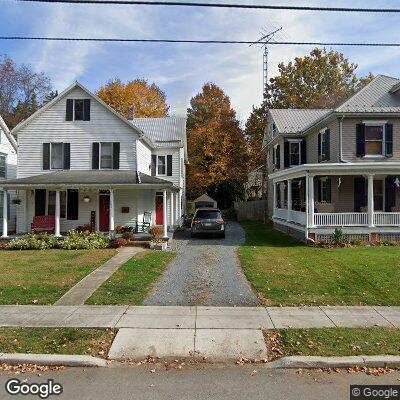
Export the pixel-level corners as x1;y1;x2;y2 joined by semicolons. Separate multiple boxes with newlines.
203;223;212;227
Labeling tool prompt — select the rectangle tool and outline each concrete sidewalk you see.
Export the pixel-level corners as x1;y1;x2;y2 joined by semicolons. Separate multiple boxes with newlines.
0;305;399;329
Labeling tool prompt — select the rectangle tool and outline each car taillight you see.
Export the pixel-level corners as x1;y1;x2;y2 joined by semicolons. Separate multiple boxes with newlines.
216;219;224;225
192;219;201;225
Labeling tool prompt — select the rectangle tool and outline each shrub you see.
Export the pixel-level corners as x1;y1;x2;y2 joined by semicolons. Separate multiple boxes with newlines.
223;207;237;221
332;228;347;247
6;233;58;250
115;226;124;234
150;226;164;239
123;226;134;233
60;231;110;250
110;238;128;248
75;224;92;233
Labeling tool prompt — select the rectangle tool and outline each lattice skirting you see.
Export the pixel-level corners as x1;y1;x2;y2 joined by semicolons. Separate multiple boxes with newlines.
377;233;400;242
316;233;370;243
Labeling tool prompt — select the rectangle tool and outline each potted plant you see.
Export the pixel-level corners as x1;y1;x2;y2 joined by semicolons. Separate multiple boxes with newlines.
149;225;167;251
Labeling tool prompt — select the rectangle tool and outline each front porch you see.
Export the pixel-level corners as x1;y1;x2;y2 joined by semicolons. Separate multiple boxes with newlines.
269;163;400;242
1;170;183;240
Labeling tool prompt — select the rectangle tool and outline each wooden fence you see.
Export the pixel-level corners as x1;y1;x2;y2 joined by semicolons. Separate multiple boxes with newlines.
234;200;268;222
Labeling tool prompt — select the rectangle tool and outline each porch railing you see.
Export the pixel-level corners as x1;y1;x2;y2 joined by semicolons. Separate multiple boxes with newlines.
374;212;400;226
314;213;368;227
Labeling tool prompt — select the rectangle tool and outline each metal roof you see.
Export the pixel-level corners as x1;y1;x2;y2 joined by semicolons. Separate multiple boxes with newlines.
3;170;173;188
335;75;400;113
269;109;333;134
131;117;187;148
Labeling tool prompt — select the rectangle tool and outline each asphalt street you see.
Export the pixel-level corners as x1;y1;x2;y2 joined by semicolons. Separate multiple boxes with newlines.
0;364;399;400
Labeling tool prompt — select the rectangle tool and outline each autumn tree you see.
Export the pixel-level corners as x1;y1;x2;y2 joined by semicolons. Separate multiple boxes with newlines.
264;48;374;109
0;55;53;128
97;78;169;119
187;83;248;200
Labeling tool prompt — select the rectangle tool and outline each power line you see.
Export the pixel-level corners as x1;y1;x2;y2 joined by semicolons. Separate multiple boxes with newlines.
12;0;400;13
1;36;400;47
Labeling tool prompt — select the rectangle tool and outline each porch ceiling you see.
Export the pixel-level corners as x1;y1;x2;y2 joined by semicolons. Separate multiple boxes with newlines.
269;162;400;182
1;170;177;191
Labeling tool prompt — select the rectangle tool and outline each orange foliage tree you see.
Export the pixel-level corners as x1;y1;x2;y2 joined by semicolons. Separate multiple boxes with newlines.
97;78;169;118
186;83;249;199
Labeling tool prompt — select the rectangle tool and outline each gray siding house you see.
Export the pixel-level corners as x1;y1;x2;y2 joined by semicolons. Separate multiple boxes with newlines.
1;82;187;238
263;75;400;242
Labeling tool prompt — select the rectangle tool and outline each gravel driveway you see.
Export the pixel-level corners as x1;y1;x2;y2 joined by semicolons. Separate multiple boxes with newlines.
144;222;259;306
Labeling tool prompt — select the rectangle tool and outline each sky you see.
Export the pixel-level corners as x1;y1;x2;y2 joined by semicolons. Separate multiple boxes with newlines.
1;0;400;123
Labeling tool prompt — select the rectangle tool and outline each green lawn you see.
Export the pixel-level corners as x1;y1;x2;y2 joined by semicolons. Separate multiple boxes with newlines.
0;249;116;305
0;328;115;357
86;251;176;305
267;328;400;357
238;221;400;306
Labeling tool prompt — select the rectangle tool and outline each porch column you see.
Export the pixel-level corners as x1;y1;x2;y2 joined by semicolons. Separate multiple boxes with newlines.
170;191;174;227
307;175;315;227
163;189;168;239
272;181;277;218
1;190;8;238
55;190;61;237
109;189;115;233
367;174;375;227
175;192;179;224
287;179;292;222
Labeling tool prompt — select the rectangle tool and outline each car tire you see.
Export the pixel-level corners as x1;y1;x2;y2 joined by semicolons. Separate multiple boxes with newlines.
191;232;196;238
220;232;226;239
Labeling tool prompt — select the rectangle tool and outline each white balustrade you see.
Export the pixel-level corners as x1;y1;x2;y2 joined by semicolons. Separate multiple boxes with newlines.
314;213;368;227
374;212;400;226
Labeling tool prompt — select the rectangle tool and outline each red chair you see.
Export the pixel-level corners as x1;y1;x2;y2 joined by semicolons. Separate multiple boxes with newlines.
31;215;56;234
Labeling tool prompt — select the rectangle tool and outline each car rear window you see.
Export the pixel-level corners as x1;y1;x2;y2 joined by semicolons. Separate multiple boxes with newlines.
195;210;222;220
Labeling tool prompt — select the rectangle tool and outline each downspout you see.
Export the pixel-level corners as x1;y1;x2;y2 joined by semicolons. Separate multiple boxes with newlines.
339;115;349;163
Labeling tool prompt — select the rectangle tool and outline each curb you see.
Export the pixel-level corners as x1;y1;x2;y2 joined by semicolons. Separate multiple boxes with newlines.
0;353;108;367
265;356;400;369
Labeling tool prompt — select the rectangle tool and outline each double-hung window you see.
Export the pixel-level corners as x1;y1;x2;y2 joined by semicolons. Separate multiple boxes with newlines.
47;190;67;218
100;143;113;169
365;124;384;156
289;141;301;166
157;156;166;175
0;154;6;178
43;143;70;170
51;143;63;170
318;177;332;203
66;99;91;121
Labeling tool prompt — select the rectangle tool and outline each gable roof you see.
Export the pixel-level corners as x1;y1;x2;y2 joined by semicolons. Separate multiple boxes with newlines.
269;109;333;134
193;193;217;204
10;81;155;149
335;74;400;113
132;117;188;162
0;115;17;151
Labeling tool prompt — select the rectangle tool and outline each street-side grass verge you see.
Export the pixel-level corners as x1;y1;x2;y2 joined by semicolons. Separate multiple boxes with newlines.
0;328;116;358
0;249;116;305
264;328;400;359
238;221;400;306
86;251;176;305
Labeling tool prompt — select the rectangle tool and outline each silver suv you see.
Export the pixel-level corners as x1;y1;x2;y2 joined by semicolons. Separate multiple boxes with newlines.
191;208;225;238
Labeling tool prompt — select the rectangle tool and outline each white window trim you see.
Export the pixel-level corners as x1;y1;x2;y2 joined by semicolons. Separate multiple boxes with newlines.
49;142;64;171
157;155;167;176
46;190;67;220
0;153;7;178
99;142;114;170
73;99;86;122
363;122;386;158
273;144;279;168
319;176;331;204
288;139;302;167
319;128;329;162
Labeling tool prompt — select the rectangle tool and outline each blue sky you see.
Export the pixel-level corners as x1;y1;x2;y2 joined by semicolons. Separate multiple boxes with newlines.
1;0;400;122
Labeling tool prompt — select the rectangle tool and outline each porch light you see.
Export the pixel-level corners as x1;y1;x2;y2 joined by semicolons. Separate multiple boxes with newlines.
338;178;342;188
395;178;400;188
83;195;91;203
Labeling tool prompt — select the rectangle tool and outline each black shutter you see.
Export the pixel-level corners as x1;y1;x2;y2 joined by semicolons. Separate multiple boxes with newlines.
356;123;365;157
63;143;70;170
113;142;120;170
318;132;321;162
326;178;332;203
43;143;50;170
66;99;73;121
385;177;396;212
284;141;290;168
151;155;157;176
325;129;331;161
385;123;393;157
67;189;79;220
301;139;307;164
83;99;91;121
34;189;46;216
276;144;280;169
317;178;321;202
92;143;99;169
354;177;366;212
167;155;172;176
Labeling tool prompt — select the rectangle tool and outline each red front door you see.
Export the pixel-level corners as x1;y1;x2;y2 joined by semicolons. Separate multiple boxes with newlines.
155;195;164;225
99;195;110;232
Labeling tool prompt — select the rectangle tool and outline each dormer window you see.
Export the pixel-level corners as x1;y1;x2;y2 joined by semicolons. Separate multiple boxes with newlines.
66;99;91;121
